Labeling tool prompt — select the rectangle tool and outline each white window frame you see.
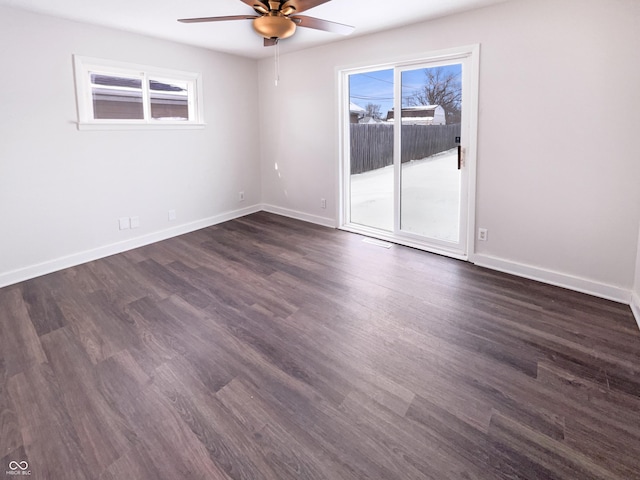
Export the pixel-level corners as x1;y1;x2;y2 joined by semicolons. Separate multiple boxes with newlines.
73;55;205;130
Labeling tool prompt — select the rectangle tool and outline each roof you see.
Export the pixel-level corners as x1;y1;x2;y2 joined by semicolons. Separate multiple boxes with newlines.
386;105;444;121
389;105;441;112
350;102;366;114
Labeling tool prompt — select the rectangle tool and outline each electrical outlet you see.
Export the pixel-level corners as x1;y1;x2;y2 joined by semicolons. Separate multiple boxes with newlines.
321;198;327;209
118;217;130;230
168;209;177;221
239;191;245;202
478;228;488;241
130;216;140;229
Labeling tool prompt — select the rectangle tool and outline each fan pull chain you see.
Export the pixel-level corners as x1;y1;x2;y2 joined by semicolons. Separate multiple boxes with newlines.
274;41;280;87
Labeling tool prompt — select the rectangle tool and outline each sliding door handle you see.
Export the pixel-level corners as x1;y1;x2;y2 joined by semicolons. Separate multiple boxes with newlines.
457;146;466;170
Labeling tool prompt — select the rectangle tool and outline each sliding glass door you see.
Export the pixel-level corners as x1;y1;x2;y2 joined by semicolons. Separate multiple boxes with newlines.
348;68;394;232
398;63;462;243
341;47;478;259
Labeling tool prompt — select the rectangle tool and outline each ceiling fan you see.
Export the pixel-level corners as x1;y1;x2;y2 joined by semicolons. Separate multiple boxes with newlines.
178;0;355;46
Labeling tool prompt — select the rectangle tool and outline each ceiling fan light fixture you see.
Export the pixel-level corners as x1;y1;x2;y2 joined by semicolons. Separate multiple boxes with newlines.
252;15;296;40
281;5;296;15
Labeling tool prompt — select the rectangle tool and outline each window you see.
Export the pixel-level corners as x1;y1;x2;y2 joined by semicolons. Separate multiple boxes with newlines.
73;56;204;129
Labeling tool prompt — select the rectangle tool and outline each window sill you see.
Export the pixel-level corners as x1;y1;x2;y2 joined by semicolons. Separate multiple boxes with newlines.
77;122;206;131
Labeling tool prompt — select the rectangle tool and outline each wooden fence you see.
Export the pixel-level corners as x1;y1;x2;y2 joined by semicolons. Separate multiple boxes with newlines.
350;123;461;174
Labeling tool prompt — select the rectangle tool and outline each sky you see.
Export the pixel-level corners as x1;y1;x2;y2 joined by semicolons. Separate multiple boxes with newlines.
349;64;461;118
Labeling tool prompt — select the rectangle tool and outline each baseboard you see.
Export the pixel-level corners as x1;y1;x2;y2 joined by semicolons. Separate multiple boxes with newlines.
0;204;261;289
631;291;640;330
261;204;337;228
473;253;631;304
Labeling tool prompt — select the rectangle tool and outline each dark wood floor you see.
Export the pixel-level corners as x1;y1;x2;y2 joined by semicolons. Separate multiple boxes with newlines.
1;212;640;479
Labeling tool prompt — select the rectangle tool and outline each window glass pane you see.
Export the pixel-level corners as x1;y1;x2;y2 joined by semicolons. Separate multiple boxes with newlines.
348;69;394;231
149;79;189;121
90;73;143;120
399;64;462;242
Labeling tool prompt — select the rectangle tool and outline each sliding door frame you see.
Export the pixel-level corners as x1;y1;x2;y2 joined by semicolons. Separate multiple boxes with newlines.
337;44;480;261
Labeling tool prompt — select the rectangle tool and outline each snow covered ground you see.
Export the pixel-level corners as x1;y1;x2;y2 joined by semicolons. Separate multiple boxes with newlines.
350;148;460;241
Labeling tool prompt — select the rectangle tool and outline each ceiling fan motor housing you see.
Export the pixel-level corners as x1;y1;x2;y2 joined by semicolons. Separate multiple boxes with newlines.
253;13;297;39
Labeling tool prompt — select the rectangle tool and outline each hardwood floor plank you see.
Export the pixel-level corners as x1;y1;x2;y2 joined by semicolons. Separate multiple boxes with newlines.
488;411;625;480
152;360;283;480
535;361;640;442
340;390;484;480
0;356;22;462
216;377;366;480
98;444;166;480
7;363;92;479
40;327;135;473
54;289;140;365
54;263;103;295
95;350;233;479
87;254;168;305
563;416;640;480
0;287;47;376
405;392;546;480
20;277;66;336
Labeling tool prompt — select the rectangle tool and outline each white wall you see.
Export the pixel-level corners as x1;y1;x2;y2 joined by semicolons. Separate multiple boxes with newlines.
258;0;640;301
0;6;261;286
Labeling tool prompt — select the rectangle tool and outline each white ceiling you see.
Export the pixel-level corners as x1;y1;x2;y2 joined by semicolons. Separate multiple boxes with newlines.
0;0;510;59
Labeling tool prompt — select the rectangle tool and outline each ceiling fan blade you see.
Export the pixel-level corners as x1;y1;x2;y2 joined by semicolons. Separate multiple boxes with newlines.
264;37;279;47
178;15;257;24
282;0;332;15
291;15;354;35
239;0;270;14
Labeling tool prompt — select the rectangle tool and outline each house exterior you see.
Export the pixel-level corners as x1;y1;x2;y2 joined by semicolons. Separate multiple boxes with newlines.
386;105;446;125
350;102;366;123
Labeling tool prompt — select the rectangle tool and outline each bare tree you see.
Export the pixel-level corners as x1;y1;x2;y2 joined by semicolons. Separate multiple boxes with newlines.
406;67;462;124
365;103;383;120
